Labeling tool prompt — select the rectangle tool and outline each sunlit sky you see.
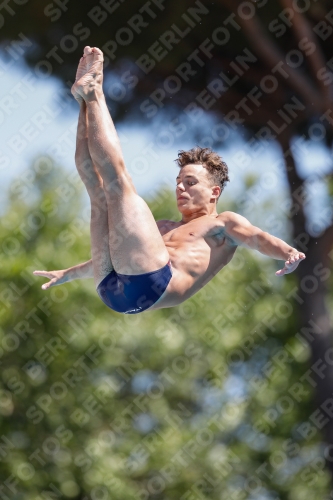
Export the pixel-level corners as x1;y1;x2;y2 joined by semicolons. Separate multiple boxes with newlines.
1;53;332;236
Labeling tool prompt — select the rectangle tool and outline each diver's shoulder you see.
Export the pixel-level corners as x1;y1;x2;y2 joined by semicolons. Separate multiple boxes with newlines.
217;211;242;224
156;219;177;235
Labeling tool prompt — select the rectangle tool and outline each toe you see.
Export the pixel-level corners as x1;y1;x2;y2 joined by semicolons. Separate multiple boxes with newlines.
92;47;104;60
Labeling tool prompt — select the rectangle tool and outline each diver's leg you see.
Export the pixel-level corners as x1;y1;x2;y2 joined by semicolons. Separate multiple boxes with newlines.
72;47;169;275
75;100;113;287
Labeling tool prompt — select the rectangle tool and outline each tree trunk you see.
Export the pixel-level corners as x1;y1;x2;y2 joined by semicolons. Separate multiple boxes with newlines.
296;239;333;474
280;136;333;477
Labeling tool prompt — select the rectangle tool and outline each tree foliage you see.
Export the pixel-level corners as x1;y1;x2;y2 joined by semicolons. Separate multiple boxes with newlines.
2;0;333;131
2;0;333;494
0;161;332;499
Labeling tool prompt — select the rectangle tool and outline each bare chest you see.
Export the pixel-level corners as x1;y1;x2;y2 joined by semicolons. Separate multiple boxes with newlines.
149;217;237;307
161;219;226;249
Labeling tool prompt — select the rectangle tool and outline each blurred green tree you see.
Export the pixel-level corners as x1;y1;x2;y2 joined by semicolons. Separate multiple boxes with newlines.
0;161;332;499
2;4;333;461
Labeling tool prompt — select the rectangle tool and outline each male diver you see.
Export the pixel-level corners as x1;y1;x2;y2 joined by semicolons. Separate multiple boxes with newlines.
34;47;305;314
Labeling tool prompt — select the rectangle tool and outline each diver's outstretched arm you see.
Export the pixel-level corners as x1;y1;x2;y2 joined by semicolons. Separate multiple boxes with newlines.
34;260;93;290
221;212;306;276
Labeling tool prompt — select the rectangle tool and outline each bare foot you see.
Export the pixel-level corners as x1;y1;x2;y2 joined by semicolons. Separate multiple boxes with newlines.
72;57;85;103
71;46;104;102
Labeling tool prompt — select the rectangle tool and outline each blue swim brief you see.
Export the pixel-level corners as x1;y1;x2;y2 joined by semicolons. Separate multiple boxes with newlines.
96;261;172;314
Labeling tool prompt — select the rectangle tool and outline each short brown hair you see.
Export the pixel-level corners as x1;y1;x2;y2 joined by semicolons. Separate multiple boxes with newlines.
175;147;230;196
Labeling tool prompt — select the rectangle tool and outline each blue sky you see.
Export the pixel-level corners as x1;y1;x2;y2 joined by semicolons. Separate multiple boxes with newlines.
1;54;332;236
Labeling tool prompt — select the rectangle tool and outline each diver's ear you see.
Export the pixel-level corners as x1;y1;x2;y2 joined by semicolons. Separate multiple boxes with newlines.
212;185;221;200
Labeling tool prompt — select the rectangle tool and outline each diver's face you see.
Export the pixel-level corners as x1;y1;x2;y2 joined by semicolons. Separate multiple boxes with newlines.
176;164;220;214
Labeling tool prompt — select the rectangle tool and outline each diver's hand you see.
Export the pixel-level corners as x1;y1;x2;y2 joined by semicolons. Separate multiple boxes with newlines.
275;252;306;276
33;270;68;290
